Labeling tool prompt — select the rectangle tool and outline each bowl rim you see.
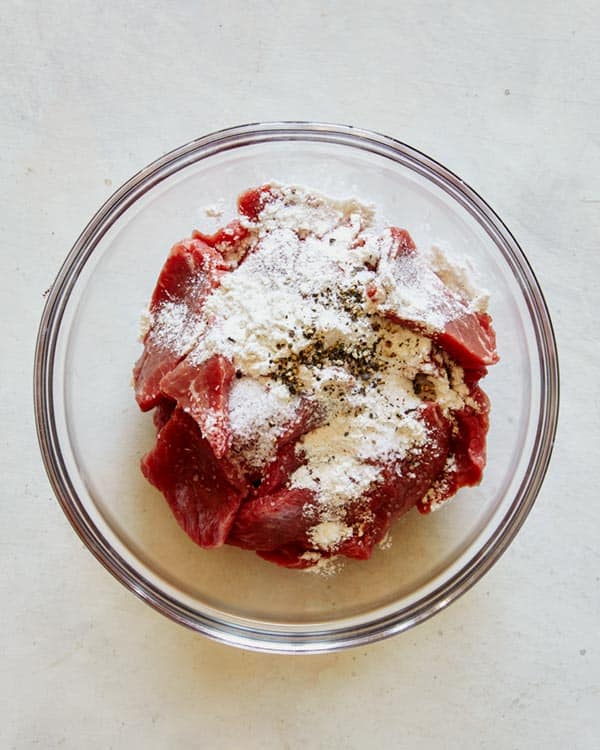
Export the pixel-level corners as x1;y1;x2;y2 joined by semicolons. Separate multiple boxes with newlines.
34;121;560;653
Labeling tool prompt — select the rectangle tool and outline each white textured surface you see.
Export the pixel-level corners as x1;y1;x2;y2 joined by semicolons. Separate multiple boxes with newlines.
2;1;599;748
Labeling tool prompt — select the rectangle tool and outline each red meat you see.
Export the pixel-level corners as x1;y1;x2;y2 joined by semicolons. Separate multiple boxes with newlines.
237;184;279;221
133;238;224;411
257;545;328;570
252;441;306;498
160;353;235;460
141;409;244;548
229;404;450;566
389;226;417;257
337;403;451;560
417;385;490;513
135;189;498;569
435;312;498;370
228;488;316;551
152;396;176;432
374;228;498;369
231;395;322;495
192;220;252;268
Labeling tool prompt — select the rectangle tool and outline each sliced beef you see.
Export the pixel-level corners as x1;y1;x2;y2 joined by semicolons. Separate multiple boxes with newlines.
337;402;451;559
371;228;498;369
135;193;497;568
192;220;253;268
229;404;450;563
237;184;279;221
160;353;235;460
228;488;316;551
434;311;498;370
251;441;305;499
141;408;244;548
279;397;324;447
230;394;322;495
417;384;490;512
133;238;225;411
152;396;176;432
452;385;490;485
388;226;417;257
257;545;326;570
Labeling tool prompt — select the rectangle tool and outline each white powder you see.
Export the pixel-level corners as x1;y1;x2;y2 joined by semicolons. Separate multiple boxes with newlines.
203;203;224;218
148;300;204;357
228;377;297;468
373;244;468;331
254;184;375;239
308;521;354;550
422;455;459;512
299;551;342;576
194;220;377;379
139;309;152;340
426;243;490;313
289;373;426;500
149;183;488;551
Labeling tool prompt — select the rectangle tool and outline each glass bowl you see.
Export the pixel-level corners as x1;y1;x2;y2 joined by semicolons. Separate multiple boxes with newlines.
34;122;559;653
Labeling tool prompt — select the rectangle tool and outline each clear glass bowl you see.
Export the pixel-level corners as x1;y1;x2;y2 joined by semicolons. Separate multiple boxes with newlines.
34;123;559;653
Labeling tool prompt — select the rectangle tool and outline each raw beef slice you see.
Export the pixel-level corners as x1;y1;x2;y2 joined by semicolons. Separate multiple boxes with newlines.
141;408;243;548
133;238;225;411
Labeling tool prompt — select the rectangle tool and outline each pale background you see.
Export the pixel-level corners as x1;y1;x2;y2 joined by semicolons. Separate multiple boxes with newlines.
2;1;599;748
